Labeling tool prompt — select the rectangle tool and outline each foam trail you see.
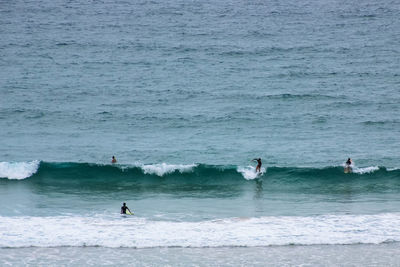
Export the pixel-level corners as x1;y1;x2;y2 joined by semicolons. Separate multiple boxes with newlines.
141;163;197;176
1;213;400;248
0;160;40;180
341;162;379;174
237;166;266;180
352;166;380;174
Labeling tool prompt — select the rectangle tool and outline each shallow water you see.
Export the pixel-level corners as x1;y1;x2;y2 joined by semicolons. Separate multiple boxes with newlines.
2;244;400;266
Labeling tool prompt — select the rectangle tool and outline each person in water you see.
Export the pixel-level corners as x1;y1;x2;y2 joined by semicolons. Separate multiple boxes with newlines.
111;156;117;163
253;158;262;173
344;158;353;173
121;202;132;214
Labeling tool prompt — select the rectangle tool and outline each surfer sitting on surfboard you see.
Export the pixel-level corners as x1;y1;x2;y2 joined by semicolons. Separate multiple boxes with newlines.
253;158;262;173
120;202;132;214
111;156;117;164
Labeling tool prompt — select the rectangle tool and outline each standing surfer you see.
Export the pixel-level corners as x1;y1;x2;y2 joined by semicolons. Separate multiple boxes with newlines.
111;156;117;164
344;158;352;173
253;158;262;173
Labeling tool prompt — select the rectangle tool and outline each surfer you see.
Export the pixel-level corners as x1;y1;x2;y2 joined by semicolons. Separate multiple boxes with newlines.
253;158;262;173
120;202;132;214
344;158;352;173
111;156;117;164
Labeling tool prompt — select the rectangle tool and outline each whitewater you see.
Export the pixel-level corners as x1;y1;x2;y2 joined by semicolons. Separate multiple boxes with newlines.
2;0;400;265
2;213;400;248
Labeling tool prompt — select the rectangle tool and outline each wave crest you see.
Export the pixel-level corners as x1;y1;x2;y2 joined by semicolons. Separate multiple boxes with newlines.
352;166;380;174
0;161;398;183
0;160;40;180
141;163;197;176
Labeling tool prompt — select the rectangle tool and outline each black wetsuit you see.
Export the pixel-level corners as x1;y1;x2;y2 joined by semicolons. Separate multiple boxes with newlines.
121;206;128;214
255;159;262;172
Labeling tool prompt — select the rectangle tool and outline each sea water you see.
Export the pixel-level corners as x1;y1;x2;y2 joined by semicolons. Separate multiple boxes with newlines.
1;0;400;265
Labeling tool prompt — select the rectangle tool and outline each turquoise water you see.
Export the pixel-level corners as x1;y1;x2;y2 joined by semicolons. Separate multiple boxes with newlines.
1;0;400;264
2;0;400;166
2;163;400;220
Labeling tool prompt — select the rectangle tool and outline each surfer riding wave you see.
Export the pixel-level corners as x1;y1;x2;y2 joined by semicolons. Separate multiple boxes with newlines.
253;158;262;173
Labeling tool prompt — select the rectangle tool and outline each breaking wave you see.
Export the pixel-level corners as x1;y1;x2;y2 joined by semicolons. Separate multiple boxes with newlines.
1;213;400;248
0;161;397;183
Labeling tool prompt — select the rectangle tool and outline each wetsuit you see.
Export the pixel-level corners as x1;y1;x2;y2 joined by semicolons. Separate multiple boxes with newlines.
121;206;128;214
255;159;262;172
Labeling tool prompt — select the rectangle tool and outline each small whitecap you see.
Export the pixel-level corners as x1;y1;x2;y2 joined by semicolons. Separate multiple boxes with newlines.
141;163;197;176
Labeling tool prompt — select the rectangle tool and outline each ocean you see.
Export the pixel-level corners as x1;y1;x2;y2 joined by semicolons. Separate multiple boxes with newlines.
1;0;400;265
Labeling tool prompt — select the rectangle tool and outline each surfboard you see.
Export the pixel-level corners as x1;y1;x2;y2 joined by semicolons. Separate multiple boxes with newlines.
122;211;134;216
344;167;352;173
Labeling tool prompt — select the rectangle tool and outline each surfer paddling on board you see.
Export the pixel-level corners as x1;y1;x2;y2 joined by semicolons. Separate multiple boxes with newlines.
344;158;353;173
121;202;132;214
111;156;117;164
253;158;262;173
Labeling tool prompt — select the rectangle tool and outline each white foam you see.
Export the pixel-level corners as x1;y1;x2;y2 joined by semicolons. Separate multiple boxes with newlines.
1;213;400;248
0;160;40;180
141;163;197;176
237;166;266;180
352;166;379;174
341;162;379;174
